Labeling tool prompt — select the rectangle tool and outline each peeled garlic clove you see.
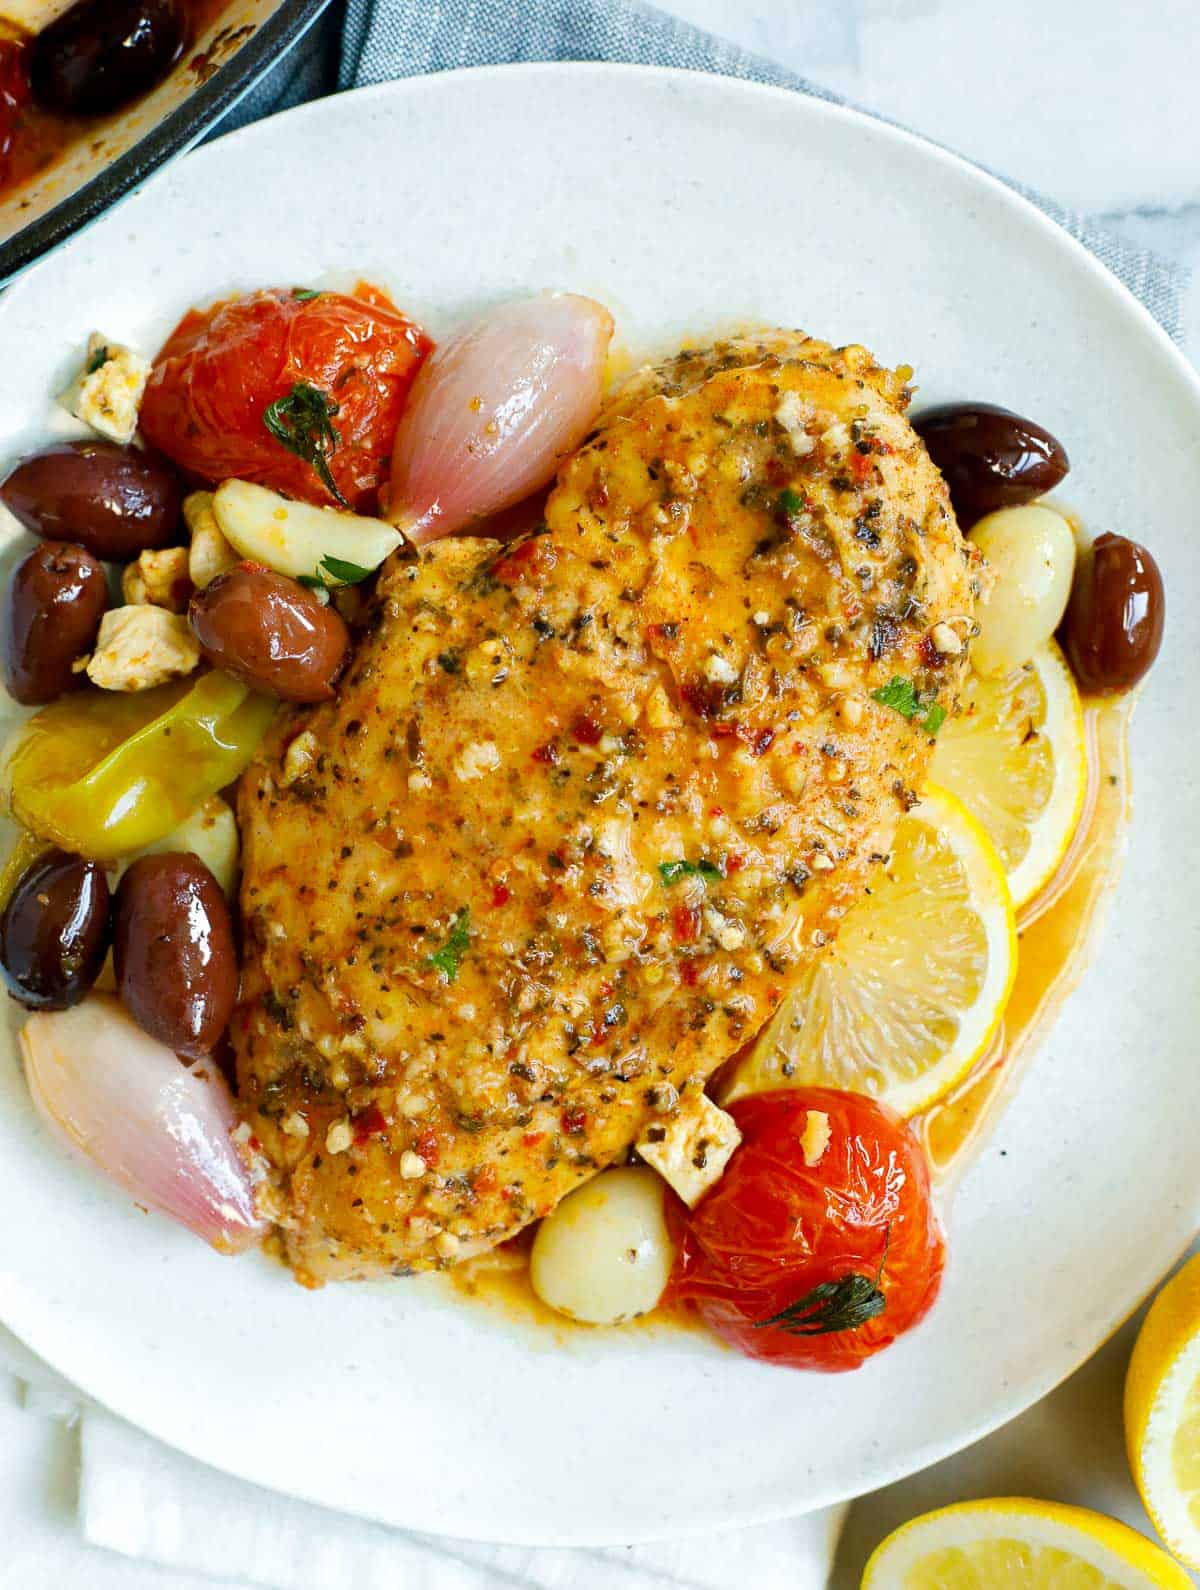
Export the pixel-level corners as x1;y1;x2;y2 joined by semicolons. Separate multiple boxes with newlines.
388;293;613;542
212;479;403;585
20;992;265;1253
530;1167;673;1325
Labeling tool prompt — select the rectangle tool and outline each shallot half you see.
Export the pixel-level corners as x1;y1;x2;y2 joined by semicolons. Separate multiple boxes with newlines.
387;293;613;541
20;993;266;1253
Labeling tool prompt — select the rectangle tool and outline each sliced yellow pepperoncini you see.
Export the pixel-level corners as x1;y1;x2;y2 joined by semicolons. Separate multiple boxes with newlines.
0;828;51;914
1;672;276;861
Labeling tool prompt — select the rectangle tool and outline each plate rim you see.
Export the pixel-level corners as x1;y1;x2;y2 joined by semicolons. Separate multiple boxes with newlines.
2;58;1199;1546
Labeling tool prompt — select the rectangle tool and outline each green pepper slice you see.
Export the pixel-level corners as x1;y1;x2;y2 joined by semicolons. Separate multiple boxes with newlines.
2;672;276;861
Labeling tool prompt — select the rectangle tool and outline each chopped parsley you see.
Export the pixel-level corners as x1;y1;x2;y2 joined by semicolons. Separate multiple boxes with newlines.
296;554;373;591
871;675;946;736
658;858;723;886
262;382;349;507
85;344;110;374
291;287;322;301
428;909;471;982
755;1272;887;1336
776;488;805;515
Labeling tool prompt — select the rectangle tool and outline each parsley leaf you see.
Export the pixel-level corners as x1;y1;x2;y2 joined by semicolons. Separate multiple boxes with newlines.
658;858;723;886
262;382;349;507
319;554;373;585
85;344;111;374
428;909;471;982
776;488;805;515
871;675;946;736
291;288;322;301
755;1272;887;1336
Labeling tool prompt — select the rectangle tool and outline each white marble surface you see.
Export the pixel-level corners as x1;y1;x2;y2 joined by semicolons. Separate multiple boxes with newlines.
3;2;1199;1585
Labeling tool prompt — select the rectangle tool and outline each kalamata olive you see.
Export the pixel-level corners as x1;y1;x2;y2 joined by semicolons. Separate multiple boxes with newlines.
31;0;185;118
1;440;184;561
189;565;350;703
0;848;110;1010
113;852;236;1059
913;403;1069;528
3;541;108;705
1060;532;1164;696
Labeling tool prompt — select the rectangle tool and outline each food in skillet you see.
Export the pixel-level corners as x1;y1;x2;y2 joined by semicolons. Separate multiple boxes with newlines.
0;282;1165;1372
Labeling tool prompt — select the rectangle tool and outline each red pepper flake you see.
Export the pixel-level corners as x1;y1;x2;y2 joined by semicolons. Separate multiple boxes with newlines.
561;1107;588;1135
709;805;724;818
725;851;746;874
522;1130;545;1148
352;1104;388;1146
570;712;603;745
531;740;559;765
874;438;894;456
680;959;700;986
765;457;790;485
491;883;512;907
474;1163;497;1194
415;1127;440;1167
737;724;775;756
673;903;701;943
850;450;874;484
492;537;558;586
918;634;943;669
766;985;782;1004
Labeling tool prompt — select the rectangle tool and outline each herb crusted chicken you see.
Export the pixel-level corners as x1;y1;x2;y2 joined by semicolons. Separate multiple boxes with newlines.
233;332;975;1285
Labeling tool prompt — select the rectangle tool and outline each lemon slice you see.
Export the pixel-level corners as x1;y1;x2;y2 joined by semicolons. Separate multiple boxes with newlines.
863;1498;1193;1589
1126;1254;1200;1568
723;784;1015;1117
930;640;1087;911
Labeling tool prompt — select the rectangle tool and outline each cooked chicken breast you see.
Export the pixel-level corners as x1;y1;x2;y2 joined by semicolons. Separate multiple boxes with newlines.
234;333;975;1285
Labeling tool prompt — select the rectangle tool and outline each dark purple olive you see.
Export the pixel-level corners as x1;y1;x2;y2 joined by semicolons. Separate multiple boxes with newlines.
114;852;236;1059
30;0;185;118
3;541;108;706
1;440;184;561
189;565;350;703
912;402;1069;528
0;849;110;1010
1060;532;1164;696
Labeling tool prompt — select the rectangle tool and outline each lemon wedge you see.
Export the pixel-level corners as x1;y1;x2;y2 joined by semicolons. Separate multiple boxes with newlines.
723;784;1015;1117
1126;1255;1200;1568
862;1498;1193;1589
930;640;1087;911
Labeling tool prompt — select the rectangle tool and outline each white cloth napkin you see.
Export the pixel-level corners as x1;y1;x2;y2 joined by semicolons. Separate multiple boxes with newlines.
1;1324;844;1589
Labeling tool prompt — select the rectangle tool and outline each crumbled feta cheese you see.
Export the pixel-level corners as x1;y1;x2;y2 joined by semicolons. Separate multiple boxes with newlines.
703;653;739;685
644;683;679;730
325;1120;353;1155
774;390;816;456
280;729;319;787
807;850;835;873
400;1150;428;1180
282;1112;310;1139
930;621;964;656
184;492;238;589
121;546;191;613
800;1109;831;1167
86;606;200;692
59;332;150;444
453;740;501;781
840;696;865;728
753;610;771;626
637;1092;742;1208
435;1231;460;1259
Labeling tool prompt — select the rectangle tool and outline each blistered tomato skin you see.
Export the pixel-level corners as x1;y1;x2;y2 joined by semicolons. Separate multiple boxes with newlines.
0;440;184;560
1061;532;1165;695
189;565;350;703
3;541;108;705
913;403;1069;528
114;853;237;1059
140;287;432;514
0;848;110;1010
667;1088;945;1371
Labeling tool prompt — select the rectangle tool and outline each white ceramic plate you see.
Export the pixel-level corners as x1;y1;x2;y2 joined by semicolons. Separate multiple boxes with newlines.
1;64;1198;1547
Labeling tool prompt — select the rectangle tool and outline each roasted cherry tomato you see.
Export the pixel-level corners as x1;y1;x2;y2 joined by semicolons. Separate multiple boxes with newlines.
667;1088;945;1371
140;285;432;514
